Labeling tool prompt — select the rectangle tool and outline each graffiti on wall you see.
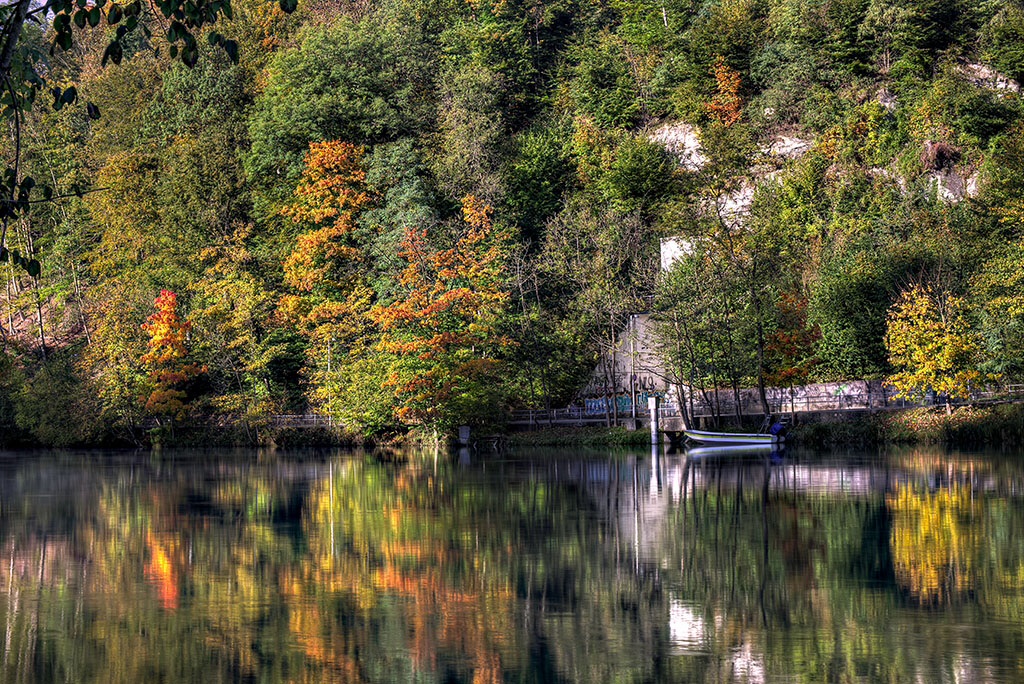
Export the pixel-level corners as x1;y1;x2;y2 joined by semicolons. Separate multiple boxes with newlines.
582;374;667;400
585;396;633;415
583;390;670;415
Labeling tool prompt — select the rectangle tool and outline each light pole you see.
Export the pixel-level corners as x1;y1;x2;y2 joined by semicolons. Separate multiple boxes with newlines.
630;315;637;425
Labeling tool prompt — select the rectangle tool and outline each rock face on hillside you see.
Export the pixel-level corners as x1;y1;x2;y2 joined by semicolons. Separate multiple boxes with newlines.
659;236;692;271
648;123;812;227
961;61;1021;93
648;121;813;169
929;168;980;202
647;122;708;171
767;135;812;159
649;116;990;209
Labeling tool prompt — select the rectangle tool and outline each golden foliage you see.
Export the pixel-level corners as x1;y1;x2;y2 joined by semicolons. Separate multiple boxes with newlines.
885;284;987;402
281;141;370;294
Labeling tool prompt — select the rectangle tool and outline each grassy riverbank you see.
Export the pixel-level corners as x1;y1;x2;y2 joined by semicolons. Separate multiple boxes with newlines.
507;426;653;448
790;404;1024;448
5;404;1021;451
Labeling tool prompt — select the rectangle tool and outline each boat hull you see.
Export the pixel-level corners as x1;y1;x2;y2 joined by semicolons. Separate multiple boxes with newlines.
683;429;784;445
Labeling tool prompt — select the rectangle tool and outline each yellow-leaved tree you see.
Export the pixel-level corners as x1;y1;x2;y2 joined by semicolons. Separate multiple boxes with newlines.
884;284;987;412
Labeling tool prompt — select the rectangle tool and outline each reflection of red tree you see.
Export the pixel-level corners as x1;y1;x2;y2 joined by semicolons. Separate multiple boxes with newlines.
144;531;180;611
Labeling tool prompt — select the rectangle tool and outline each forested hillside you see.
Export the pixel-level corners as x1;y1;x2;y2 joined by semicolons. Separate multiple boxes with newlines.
1;0;1023;445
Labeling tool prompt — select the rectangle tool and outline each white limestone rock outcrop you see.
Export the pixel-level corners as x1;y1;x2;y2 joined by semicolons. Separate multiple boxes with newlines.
960;61;1020;93
647;122;708;171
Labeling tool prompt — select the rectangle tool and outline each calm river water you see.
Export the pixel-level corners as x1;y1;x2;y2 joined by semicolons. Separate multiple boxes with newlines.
2;445;1024;682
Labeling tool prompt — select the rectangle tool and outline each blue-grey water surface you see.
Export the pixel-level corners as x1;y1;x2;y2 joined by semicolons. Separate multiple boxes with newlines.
2;445;1024;683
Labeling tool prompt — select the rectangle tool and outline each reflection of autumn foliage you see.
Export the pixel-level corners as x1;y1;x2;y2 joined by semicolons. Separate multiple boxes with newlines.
140;290;205;420
706;57;742;127
285;600;364;682
370;196;513;428
144;531;181;611
286;465;514;682
888;483;981;605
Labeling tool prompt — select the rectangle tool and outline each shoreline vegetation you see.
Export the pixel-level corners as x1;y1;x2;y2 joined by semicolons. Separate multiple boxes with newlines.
3;403;1023;451
790;403;1024;448
509;403;1024;449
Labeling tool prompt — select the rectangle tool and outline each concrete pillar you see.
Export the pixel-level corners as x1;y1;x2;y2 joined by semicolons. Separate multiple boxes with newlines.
648;395;661;445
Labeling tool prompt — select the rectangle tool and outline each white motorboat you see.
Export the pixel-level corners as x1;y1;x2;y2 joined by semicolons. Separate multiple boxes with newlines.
683;429;784;446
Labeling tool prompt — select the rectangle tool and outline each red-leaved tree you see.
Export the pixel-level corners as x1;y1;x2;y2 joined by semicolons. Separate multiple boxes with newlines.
140;290;205;422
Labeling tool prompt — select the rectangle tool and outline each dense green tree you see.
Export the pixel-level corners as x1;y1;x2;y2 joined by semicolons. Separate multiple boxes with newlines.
502;120;574;243
973;239;1024;380
541;200;656;424
430;62;508;204
246;18;437;212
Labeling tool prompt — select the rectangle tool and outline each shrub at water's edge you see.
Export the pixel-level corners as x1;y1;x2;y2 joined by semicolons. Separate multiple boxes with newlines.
790;405;1024;447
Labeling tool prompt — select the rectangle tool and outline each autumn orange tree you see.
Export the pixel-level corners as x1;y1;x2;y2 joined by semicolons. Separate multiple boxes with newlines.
885;284;987;411
140;290;205;422
277;141;377;422
370;196;513;436
706;56;743;127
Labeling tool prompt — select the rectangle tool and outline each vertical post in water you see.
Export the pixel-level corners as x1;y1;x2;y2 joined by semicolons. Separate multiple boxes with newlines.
649;395;661;445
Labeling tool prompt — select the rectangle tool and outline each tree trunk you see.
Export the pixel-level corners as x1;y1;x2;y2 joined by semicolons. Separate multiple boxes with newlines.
674;383;690;431
608;323;619;427
601;351;612;428
731;377;742;426
751;288;770;419
33;279;45;359
71;261;91;345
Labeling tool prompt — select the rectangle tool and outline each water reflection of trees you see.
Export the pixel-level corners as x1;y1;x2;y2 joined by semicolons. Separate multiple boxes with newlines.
0;456;665;682
640;450;1024;682
3;450;1024;681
